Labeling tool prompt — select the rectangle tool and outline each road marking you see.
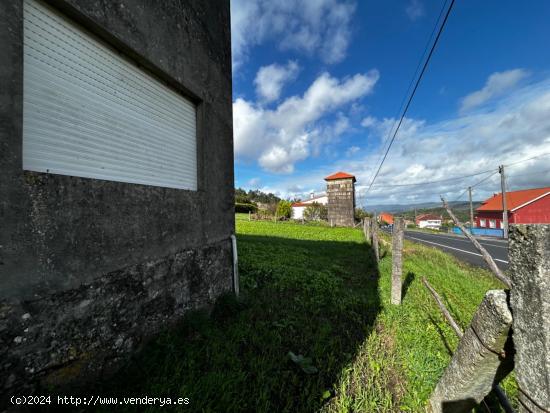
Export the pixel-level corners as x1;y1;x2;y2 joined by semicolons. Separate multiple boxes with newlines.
405;232;508;249
406;235;509;264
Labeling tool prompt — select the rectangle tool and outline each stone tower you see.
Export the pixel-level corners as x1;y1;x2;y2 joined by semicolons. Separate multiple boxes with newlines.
325;172;356;227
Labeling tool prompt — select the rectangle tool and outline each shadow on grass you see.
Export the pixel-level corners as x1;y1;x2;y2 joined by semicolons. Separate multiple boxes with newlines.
402;271;415;301
92;233;381;413
428;314;454;356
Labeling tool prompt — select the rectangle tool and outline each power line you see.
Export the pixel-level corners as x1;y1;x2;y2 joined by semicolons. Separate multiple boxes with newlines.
506;168;550;191
504;152;550;168
359;168;495;190
364;0;450;185
356;184;463;199
357;153;544;204
452;187;469;203
508;168;550;179
471;170;499;188
365;0;456;195
452;171;499;202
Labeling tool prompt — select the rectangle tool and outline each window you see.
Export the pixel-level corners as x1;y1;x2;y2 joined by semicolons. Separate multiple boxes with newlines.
23;0;197;190
480;219;486;227
489;219;496;229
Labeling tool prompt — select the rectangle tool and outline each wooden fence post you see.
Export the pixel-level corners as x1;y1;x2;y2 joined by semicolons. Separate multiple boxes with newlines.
428;290;514;413
391;217;404;305
508;224;550;413
372;217;379;263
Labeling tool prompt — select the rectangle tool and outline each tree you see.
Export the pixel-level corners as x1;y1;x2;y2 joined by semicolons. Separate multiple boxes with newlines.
304;202;327;221
276;200;292;219
234;187;250;204
234;187;281;206
355;207;372;221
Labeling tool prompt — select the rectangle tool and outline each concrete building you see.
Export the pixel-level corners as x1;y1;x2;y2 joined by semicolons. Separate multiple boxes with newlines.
291;193;328;219
325;172;356;227
0;0;233;395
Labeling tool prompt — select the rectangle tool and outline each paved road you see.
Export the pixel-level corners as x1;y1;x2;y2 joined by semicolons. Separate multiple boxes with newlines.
392;230;509;271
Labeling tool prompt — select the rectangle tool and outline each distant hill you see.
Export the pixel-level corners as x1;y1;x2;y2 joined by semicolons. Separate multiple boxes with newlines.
364;201;482;224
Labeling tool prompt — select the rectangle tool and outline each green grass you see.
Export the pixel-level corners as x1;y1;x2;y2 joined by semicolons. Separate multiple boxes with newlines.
95;216;516;412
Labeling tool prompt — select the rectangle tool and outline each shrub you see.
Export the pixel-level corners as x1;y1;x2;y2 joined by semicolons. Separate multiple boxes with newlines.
276;200;292;219
304;202;327;221
235;202;257;213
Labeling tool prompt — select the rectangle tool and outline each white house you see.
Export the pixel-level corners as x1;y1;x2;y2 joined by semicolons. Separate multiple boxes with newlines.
291;193;328;219
416;213;442;229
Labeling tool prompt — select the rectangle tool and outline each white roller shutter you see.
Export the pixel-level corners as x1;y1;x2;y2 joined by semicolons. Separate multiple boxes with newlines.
22;0;198;190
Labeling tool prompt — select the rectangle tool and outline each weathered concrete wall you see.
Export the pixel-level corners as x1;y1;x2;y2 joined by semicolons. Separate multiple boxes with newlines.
0;0;233;396
1;240;232;394
509;225;550;412
326;178;355;227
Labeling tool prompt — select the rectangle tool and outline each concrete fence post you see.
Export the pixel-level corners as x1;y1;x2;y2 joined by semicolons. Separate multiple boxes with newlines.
508;224;550;413
391;217;404;305
428;290;514;413
230;234;239;297
372;217;379;263
363;217;371;241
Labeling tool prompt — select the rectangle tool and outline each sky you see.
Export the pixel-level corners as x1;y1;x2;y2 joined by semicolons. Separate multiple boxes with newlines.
230;0;550;207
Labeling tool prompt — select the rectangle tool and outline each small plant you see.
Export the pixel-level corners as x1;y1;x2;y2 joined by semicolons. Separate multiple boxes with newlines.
288;351;318;374
304;202;328;221
276;200;292;219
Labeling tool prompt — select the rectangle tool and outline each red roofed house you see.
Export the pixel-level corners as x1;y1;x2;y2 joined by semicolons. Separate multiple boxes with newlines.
291;192;328;219
416;213;442;229
475;187;550;228
379;212;394;225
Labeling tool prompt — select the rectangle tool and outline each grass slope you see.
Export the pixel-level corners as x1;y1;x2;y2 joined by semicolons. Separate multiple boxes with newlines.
95;214;516;412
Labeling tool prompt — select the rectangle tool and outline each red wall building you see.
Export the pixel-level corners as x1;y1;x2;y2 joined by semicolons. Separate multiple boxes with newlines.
475;187;550;228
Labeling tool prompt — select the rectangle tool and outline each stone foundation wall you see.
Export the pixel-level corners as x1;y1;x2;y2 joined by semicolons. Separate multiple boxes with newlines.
0;238;233;398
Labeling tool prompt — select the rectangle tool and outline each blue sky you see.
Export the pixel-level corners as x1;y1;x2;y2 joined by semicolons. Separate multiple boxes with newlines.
230;0;550;206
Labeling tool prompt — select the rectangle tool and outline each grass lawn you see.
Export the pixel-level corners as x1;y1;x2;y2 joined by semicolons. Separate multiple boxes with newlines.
95;214;516;412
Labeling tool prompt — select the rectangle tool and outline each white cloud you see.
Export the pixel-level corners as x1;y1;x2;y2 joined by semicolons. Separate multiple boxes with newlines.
231;0;356;68
261;78;550;204
406;0;424;21
234;70;380;173
361;116;376;128
247;177;261;187
363;116;425;141
460;69;528;112
346;146;360;156
254;61;299;103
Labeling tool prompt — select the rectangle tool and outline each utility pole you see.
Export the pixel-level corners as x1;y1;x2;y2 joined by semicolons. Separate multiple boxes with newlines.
499;165;508;239
468;186;474;233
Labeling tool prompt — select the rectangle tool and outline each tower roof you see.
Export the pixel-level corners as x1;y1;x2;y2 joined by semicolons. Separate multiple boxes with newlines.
324;171;356;182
